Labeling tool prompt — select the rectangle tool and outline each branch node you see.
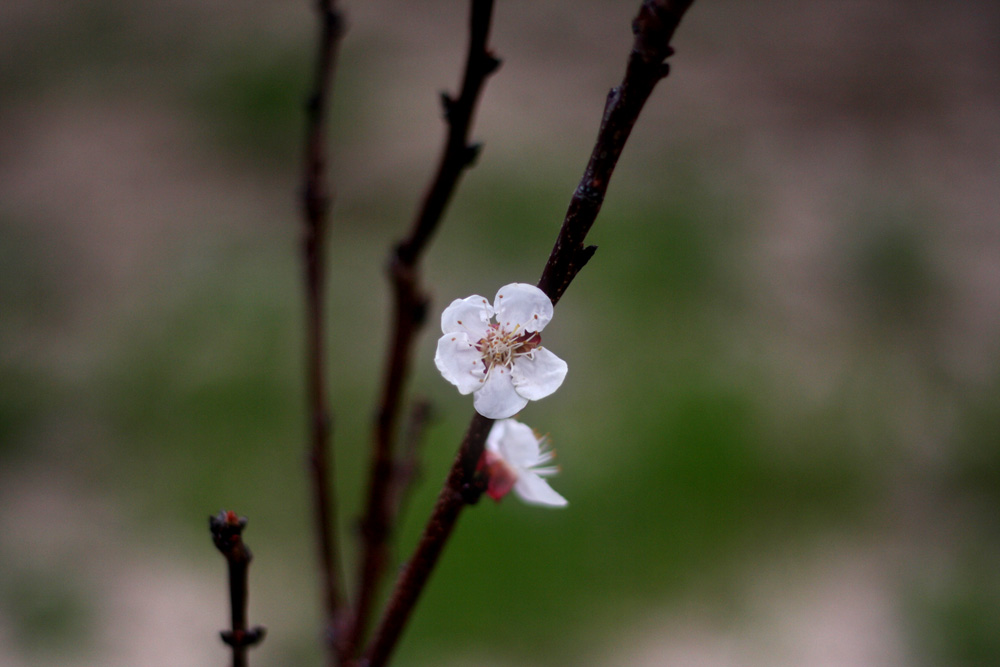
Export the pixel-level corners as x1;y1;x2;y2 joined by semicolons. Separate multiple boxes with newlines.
306;92;322;116
412;296;429;326
221;627;267;648
632;1;686;64
482;52;502;75
575;183;605;205
321;3;344;36
462;142;483;167
460;473;488;505
440;91;457;120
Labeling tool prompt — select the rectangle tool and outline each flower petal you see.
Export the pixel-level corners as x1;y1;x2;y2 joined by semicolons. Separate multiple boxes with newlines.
472;368;528;419
434;333;485;394
440;295;492;337
511;348;567;401
494;420;542;469
485;418;509;453
494;283;553;333
514;472;568;507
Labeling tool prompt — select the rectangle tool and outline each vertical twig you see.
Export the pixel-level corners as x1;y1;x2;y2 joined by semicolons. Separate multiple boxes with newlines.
210;511;266;667
361;2;696;665
301;0;348;663
350;0;500;656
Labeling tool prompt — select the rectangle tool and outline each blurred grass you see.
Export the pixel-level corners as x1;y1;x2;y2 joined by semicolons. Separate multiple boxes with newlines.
0;213;72;463
190;45;312;167
907;543;1000;667
0;568;92;659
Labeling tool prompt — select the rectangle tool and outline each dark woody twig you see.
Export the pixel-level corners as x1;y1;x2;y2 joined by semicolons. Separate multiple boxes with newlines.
359;412;494;667
210;511;266;667
350;0;499;657
537;0;694;305
300;0;349;663
361;3;696;665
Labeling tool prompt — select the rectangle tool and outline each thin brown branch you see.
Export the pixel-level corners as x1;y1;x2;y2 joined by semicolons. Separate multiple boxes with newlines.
537;0;694;305
359;412;493;667
360;2;695;665
349;0;499;657
300;0;348;663
210;511;266;667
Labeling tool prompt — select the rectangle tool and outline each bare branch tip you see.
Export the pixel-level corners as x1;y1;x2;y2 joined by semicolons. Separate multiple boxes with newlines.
209;510;249;555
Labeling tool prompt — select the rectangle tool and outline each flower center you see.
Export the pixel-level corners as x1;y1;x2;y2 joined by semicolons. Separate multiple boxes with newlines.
475;323;541;374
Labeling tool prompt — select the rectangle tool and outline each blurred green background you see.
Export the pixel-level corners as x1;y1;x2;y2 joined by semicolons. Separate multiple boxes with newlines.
2;1;999;665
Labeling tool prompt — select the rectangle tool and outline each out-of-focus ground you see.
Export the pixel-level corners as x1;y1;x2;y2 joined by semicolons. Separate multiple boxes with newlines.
2;1;999;665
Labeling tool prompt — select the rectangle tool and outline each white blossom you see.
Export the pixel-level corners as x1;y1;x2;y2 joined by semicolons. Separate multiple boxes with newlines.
434;283;567;419
482;418;567;507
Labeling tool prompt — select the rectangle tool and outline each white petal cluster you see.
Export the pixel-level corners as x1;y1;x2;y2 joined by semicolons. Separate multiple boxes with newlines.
484;419;567;508
434;283;567;419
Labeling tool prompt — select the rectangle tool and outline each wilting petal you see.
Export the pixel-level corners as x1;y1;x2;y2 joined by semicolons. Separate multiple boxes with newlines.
440;295;492;337
511;348;567;400
494;283;553;333
473;368;528;419
434;333;485;394
484;418;567;507
514;472;568;507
